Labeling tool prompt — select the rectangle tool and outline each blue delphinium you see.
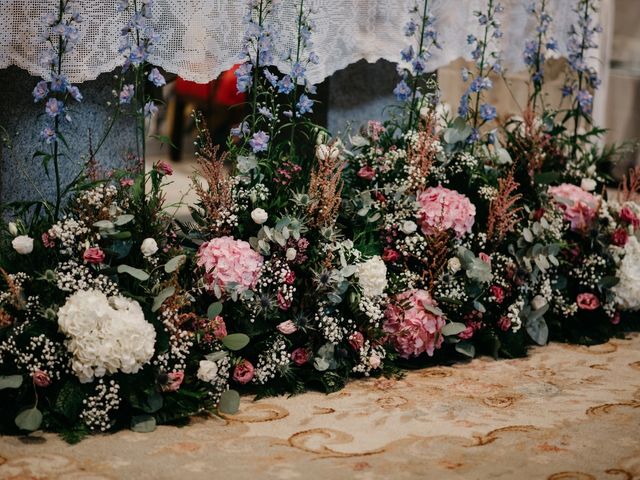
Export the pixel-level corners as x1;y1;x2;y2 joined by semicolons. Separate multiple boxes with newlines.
458;0;504;140
523;0;559;110
249;130;270;153
32;0;84;218
394;0;442;130
564;0;602;118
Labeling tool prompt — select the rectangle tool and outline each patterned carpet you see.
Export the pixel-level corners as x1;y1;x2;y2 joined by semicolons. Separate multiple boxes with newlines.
1;334;639;480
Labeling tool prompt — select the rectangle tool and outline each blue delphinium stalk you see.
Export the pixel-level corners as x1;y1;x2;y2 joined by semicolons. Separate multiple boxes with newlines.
235;0;319;161
563;0;602;157
395;0;442;130
32;0;84;218
117;0;165;166
523;0;559;111
458;0;504;142
235;0;276;154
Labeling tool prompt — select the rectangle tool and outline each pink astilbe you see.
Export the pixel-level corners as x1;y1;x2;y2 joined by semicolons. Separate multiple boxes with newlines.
486;169;523;245
383;289;446;358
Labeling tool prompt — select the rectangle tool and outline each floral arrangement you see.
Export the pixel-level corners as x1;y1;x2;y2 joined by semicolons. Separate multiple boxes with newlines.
0;0;637;442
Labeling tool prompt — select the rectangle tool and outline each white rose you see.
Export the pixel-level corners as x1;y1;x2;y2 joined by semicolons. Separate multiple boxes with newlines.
197;360;219;383
140;238;158;257
447;257;461;273
12;235;34;255
251;208;268;225
581;178;597;192
286;248;297;261
400;220;417;235
356;256;387;297
8;222;18;236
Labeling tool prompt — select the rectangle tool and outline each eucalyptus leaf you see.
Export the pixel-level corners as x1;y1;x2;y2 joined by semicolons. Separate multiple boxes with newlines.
130;414;157;433
93;220;115;230
0;375;23;390
526;317;549;346
15;407;43;431
164;255;186;273
441;322;467;336
117;265;150;281
152;286;176;312
207;302;223;319
114;214;135;226
218;390;240;414
142;392;163;414
221;333;250;351
455;342;476;358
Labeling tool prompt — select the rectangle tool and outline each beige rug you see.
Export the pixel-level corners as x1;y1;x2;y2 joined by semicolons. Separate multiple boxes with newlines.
1;334;639;480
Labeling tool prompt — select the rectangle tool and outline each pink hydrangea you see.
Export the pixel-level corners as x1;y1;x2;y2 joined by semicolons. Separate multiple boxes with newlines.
196;236;263;294
416;186;476;238
548;183;599;231
383;289;446;358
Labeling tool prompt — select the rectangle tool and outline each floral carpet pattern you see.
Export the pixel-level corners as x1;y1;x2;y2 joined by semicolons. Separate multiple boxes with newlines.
1;334;639;480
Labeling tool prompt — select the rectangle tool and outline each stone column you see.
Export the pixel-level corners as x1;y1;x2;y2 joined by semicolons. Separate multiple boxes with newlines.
0;66;136;206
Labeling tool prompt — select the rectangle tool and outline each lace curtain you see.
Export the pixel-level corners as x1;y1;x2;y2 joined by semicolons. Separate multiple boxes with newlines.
1;0;607;85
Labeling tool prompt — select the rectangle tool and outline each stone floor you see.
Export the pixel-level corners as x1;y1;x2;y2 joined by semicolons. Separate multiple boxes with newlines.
1;334;639;480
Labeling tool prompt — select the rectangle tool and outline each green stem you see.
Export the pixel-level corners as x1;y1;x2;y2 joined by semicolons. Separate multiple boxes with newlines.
289;0;305;160
471;0;493;133
251;0;265;134
531;0;546;113
53;0;65;220
407;0;430;131
571;0;590;161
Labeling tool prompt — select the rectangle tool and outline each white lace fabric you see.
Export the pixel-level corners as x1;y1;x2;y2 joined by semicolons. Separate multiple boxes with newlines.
1;0;601;84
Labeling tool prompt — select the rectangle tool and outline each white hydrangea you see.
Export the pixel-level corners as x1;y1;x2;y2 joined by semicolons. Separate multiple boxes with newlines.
57;290;156;383
612;236;640;311
356;256;387;297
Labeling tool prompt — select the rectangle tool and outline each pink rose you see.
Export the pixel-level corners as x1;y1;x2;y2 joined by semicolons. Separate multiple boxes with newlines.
458;325;475;340
357;166;376;181
277;320;297;335
120;177;134;187
548;184;598;231
155;161;173;176
163;371;185;392
277;291;292;311
383;289;446;358
32;370;51;388
382;248;400;263
576;293;600;311
291;348;310;366
620;206;640;230
197;236;264;294
498;316;511;332
416;186;476;238
284;270;296;284
368;354;382;369
233;359;255;384
373;191;387;204
489;285;504;304
348;331;365;351
212;316;227;339
612;228;629;247
479;253;491;265
83;247;106;264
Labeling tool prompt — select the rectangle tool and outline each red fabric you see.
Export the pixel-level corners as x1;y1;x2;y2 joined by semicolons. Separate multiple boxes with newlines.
214;64;246;106
174;64;245;106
